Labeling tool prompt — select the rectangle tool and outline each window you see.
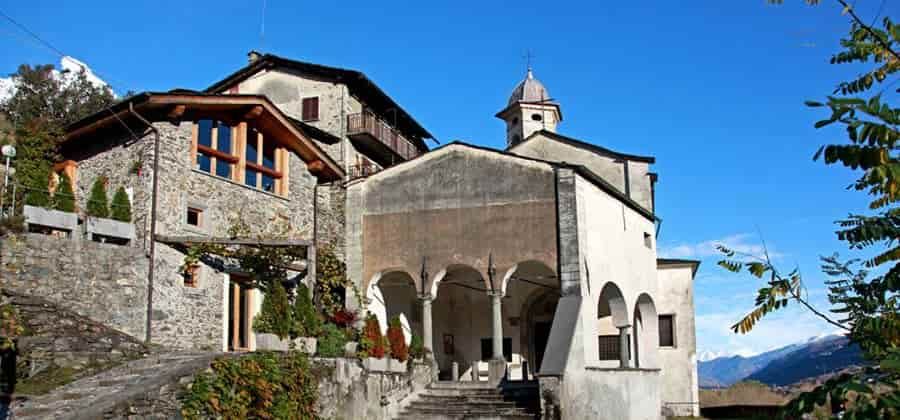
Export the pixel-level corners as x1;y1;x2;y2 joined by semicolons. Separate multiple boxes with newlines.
195;120;238;178
192;122;288;197
187;207;202;227
659;315;675;347
480;338;512;362
598;334;629;361
183;265;199;288
644;232;653;249
302;97;319;121
244;126;285;194
531;113;543;121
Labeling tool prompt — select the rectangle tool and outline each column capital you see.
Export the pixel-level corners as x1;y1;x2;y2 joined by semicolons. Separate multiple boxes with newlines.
417;293;433;302
487;290;504;298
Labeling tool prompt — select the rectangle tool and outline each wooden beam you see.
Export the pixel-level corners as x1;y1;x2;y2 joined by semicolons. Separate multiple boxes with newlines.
155;234;312;247
167;104;186;123
243;105;264;120
308;160;325;175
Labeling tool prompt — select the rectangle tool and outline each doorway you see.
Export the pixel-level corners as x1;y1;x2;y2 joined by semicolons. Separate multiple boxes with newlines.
533;321;552;372
228;276;253;351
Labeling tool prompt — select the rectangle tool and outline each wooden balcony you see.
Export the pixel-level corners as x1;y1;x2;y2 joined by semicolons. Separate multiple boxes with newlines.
346;112;420;166
348;163;381;180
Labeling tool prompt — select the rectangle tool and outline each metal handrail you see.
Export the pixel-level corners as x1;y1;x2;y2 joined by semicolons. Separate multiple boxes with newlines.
346;112;420;161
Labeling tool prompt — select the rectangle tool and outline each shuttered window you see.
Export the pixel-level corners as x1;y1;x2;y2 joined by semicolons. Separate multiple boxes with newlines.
302;97;319;121
659;315;675;347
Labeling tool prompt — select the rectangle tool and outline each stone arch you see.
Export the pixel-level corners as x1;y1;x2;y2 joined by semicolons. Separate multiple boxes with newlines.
366;269;417;344
597;282;629;328
633;293;659;369
501;259;557;297
519;287;559;376
430;264;484;299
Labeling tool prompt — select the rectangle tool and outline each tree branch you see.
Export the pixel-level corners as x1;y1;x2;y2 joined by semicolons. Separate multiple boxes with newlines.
835;0;900;63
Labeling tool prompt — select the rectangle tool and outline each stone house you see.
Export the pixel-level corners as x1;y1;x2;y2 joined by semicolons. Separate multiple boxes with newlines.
17;53;699;418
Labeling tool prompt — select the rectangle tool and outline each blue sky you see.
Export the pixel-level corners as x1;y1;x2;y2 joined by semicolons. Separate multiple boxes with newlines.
2;0;897;357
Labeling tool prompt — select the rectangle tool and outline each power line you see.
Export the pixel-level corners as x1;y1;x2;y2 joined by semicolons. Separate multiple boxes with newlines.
0;10;65;58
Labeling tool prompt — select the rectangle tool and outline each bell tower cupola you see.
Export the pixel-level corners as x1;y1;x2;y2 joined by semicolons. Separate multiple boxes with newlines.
496;67;562;149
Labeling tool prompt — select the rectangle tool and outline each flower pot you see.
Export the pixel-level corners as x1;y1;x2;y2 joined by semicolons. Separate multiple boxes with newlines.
23;205;77;234
292;337;317;354
388;359;407;373
362;357;388;372
255;333;290;351
85;216;135;242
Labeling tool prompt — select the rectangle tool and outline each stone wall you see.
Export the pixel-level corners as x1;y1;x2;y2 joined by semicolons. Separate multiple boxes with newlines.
1;234;225;351
316;358;434;420
316;182;346;257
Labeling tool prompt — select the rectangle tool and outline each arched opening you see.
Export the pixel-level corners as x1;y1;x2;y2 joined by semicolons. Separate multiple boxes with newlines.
431;264;490;380
505;260;558;380
597;282;629;365
633;293;659;369
366;270;417;345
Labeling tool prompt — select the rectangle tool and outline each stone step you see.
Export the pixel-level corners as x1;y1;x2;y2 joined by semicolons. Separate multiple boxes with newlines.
409;400;520;410
422;388;508;397
396;414;536;420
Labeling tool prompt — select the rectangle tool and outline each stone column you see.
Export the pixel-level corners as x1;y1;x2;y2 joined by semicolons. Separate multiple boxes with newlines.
619;325;631;368
421;295;433;356
488;291;506;384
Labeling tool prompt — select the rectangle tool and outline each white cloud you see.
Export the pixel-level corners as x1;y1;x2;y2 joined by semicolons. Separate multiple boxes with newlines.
659;233;780;260
0;55;111;103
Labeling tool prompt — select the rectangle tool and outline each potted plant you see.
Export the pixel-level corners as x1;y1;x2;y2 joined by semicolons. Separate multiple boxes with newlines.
84;178;135;242
23;169;78;234
290;284;320;354
253;282;293;351
387;316;408;373
359;313;388;371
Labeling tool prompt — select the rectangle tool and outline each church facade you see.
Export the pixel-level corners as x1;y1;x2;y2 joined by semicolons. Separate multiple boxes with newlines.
46;52;699;419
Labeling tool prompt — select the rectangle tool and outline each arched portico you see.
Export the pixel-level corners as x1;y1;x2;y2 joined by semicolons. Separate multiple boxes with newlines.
597;282;631;367
366;269;418;345
633;293;659;369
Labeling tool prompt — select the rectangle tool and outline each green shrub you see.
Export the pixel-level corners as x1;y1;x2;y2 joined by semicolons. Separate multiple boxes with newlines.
409;333;425;360
85;177;109;218
53;172;75;213
316;323;348;358
359;313;386;359
24;168;50;208
110;186;131;222
292;284;321;338
253;282;292;339
181;351;319;420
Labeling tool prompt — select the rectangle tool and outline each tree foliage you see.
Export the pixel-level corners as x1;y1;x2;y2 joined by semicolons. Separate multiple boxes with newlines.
110;186;131;222
85;177;109;218
718;7;899;419
292;284;321;338
387;316;408;362
253;281;293;340
359;313;387;359
23;165;50;208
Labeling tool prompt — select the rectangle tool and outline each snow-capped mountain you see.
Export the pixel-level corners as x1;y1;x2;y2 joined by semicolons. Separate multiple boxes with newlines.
0;55;111;103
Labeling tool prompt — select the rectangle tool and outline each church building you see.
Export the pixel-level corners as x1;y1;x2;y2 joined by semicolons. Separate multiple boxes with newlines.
29;52;699;419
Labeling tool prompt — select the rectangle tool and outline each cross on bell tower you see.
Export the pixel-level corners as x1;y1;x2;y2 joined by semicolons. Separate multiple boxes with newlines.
495;54;563;149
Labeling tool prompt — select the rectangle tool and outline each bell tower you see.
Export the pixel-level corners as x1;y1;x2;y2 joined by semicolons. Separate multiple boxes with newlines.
496;67;562;149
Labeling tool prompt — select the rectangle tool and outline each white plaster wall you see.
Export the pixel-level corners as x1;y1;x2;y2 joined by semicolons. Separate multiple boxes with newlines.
575;174;659;369
656;265;700;416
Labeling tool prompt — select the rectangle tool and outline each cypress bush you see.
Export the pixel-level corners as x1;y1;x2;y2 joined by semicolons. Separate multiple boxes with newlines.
23;168;51;208
409;333;425;360
85;177;109;218
110;186;131;222
292;284;321;338
360;313;386;359
387;316;408;362
253;282;292;339
315;323;348;358
53;172;75;213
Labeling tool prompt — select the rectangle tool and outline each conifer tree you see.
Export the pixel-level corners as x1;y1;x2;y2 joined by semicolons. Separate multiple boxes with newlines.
292;284;321;338
253;281;292;339
23;167;50;208
110;186;131;222
85;177;109;218
53;172;75;213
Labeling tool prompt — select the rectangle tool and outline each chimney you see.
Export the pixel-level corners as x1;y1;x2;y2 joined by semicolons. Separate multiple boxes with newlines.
248;51;261;64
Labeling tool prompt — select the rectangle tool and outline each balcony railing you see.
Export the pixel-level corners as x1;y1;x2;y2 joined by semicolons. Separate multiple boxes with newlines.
346;112;420;161
348;163;381;180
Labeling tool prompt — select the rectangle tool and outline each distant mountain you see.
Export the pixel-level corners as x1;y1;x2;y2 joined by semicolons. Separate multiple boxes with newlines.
699;342;804;388
699;335;863;388
0;56;111;103
746;335;863;386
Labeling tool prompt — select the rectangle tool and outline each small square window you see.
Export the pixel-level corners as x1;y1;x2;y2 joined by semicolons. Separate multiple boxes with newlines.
187;207;202;227
643;232;653;249
183;265;199;288
302;97;319;121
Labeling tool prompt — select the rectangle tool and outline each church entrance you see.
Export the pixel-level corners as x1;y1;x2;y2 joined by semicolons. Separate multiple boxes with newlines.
533;321;552;372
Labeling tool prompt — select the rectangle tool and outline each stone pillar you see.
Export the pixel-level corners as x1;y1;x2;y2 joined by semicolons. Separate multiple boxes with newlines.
451;362;459;381
488;291;506;384
619;325;631;368
421;295;433;356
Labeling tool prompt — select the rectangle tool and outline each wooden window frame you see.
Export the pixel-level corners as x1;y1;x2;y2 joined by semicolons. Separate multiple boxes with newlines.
183;264;200;288
186;207;203;227
301;97;319;122
191;121;290;197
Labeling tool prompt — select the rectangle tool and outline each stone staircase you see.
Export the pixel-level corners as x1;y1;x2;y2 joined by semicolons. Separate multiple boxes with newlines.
396;381;540;420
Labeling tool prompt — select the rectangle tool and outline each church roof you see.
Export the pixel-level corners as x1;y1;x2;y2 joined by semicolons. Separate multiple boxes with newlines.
515;130;656;163
508;68;551;105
